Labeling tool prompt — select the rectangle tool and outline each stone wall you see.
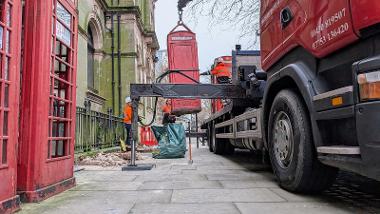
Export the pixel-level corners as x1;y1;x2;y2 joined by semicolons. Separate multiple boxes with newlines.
76;0;159;117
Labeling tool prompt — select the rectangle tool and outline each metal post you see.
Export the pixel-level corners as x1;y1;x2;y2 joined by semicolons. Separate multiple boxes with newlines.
130;98;139;166
196;113;199;148
110;13;115;113
188;121;191;146
117;14;122;115
188;121;193;164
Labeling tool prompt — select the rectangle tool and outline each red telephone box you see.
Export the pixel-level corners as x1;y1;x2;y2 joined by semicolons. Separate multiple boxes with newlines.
167;24;201;115
0;0;22;213
140;127;158;146
17;0;77;202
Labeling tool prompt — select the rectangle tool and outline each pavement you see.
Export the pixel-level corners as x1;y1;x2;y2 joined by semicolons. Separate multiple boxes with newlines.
20;143;380;214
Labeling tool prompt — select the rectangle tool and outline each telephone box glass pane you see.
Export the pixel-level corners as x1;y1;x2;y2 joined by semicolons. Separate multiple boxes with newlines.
3;111;8;136
6;3;11;27
56;3;71;26
2;140;7;164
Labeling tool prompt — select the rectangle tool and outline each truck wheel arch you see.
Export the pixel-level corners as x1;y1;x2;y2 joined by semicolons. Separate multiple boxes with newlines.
262;62;322;150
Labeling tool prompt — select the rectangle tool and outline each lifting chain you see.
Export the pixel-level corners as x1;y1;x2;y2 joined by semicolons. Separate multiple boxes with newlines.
177;0;192;24
178;10;183;24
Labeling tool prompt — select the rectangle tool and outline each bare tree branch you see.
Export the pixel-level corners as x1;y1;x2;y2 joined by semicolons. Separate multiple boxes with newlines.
186;0;260;48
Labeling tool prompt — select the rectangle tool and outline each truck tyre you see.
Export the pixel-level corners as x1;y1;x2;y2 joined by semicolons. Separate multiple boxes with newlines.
268;89;337;193
208;124;214;152
224;141;235;155
212;127;226;155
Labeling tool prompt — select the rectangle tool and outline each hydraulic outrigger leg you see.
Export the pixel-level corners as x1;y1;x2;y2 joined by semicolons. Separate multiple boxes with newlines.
122;97;157;171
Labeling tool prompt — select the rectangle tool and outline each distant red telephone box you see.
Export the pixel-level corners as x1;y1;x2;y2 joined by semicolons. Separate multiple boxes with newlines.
167;24;201;115
17;0;77;202
0;0;22;212
140;127;158;146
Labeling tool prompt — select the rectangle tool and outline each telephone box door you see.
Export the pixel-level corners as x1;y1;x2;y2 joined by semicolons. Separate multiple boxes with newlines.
0;0;22;213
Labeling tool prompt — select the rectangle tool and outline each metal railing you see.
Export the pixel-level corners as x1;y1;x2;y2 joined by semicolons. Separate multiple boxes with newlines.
75;107;125;153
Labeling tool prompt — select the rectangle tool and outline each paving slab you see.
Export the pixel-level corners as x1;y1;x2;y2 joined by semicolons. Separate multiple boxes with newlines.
181;169;248;175
196;165;247;170
171;188;285;203
220;180;279;188
192;161;225;166
136;174;208;182
139;181;223;190
269;188;322;202
235;202;360;214
73;181;143;191
19;190;135;214
129;203;240;214
75;171;137;182
170;164;197;170
206;173;270;181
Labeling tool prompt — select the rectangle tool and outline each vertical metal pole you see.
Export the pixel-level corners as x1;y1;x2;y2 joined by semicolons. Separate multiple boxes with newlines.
130;98;139;166
196;113;199;148
188;121;191;145
117;14;122;115
110;13;115;113
108;109;112;147
188;121;192;163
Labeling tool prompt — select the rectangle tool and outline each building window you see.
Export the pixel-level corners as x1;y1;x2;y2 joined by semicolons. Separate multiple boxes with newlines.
87;26;95;90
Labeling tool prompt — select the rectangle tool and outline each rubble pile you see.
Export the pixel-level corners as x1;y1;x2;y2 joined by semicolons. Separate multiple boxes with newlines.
78;152;144;167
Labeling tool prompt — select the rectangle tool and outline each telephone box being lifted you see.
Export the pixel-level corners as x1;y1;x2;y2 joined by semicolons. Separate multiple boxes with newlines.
167;23;201;115
0;0;22;213
17;0;78;202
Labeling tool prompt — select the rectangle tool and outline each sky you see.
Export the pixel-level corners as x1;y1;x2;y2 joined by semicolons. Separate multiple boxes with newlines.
155;1;254;72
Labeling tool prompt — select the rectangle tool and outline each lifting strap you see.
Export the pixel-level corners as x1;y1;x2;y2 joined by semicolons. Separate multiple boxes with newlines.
169;21;194;33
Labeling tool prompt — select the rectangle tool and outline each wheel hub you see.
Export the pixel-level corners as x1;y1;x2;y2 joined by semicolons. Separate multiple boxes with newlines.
273;111;294;168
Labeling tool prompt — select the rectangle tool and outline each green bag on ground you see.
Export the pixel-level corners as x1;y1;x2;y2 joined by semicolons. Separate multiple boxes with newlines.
151;124;186;159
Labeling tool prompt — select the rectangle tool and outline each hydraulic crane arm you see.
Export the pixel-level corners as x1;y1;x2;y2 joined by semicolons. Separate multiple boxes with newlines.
127;83;247;166
130;83;246;99
178;0;193;12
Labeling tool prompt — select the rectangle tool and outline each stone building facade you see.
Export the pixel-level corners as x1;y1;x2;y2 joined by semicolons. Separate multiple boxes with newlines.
76;0;159;117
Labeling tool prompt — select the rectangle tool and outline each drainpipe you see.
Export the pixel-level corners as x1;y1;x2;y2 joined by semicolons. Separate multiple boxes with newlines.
110;13;115;114
117;14;122;115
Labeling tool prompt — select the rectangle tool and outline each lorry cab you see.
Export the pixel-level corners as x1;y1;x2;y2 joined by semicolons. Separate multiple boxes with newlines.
261;0;362;70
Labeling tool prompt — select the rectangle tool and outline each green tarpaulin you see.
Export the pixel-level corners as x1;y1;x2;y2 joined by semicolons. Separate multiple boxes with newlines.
151;124;186;159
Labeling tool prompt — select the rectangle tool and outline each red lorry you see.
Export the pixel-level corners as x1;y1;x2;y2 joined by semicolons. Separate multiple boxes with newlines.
201;0;380;193
129;0;380;193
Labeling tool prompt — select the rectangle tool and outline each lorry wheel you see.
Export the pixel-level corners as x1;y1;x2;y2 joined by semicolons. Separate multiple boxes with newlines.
268;89;337;193
208;124;214;152
212;128;226;155
224;141;235;155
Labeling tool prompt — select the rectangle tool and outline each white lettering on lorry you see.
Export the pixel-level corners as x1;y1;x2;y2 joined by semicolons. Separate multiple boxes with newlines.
311;8;350;50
